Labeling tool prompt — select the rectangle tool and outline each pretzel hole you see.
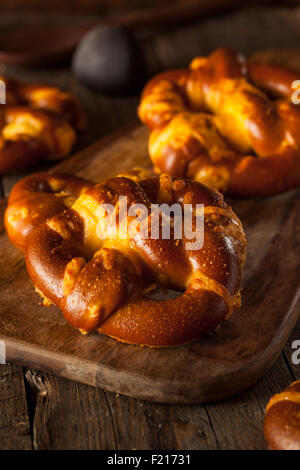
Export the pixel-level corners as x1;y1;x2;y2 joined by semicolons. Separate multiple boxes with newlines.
143;285;182;301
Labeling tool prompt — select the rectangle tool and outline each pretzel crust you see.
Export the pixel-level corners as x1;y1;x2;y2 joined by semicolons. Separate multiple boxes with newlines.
5;171;246;347
0;77;85;174
138;48;300;197
264;380;300;450
4;172;93;251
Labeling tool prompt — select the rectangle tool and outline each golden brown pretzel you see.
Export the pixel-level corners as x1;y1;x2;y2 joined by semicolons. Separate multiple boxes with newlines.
264;379;300;450
2;76;86;130
0;76;85;174
5;172;93;251
5;171;246;347
138;48;300;197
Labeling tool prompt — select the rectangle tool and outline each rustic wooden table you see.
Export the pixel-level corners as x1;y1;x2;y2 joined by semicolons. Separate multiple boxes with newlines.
0;7;299;450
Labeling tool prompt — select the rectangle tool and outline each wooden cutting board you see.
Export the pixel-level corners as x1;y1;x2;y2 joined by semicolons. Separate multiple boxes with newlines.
0;123;299;404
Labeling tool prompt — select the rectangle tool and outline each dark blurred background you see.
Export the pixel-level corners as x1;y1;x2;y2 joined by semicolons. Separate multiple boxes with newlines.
2;0;300;175
0;0;298;15
0;0;251;15
0;0;300;57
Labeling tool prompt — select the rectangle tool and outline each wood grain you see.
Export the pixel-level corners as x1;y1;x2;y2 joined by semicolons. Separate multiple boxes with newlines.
21;349;296;450
0;124;299;404
0;364;32;449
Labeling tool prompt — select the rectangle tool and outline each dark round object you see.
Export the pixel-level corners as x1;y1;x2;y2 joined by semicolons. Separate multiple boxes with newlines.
72;25;147;95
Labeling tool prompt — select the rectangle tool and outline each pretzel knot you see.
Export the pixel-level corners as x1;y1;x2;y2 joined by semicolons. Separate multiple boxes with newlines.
5;170;246;347
0;76;86;174
138;48;300;197
264;379;300;450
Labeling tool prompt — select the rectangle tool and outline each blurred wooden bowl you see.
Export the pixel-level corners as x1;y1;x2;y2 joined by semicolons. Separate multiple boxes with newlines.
0;0;248;67
0;25;89;66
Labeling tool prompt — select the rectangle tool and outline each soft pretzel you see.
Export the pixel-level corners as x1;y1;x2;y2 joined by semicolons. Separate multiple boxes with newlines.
2;76;86;130
5;170;246;347
5;172;93;251
138;48;300;197
0;76;85;173
264;379;300;450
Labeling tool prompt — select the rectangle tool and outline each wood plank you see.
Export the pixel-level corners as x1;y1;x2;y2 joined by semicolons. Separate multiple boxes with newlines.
205;353;294;450
24;348;298;449
26;368;218;450
25;369;118;450
0;123;299;404
103;393;218;450
0;364;32;449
